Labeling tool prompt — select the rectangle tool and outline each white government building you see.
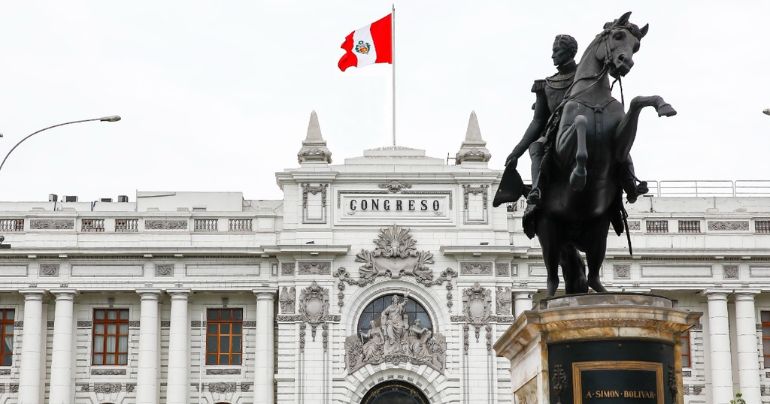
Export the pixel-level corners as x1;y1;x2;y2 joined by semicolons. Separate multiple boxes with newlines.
0;111;769;404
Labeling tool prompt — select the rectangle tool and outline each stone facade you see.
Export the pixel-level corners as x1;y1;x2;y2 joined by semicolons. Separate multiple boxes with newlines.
0;145;769;403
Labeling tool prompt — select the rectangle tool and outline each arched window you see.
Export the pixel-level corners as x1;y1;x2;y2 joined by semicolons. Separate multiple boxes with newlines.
361;380;430;404
357;294;432;334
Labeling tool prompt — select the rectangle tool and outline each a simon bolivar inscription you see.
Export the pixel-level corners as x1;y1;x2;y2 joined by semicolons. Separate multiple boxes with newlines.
584;389;657;399
574;361;664;404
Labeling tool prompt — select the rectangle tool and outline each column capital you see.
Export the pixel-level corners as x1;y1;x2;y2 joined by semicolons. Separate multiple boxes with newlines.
19;288;45;300
734;289;761;299
254;288;277;300
167;288;191;299
702;289;729;298
136;288;162;299
50;288;78;298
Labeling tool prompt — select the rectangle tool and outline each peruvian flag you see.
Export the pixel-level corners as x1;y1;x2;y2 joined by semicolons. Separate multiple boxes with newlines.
338;13;392;72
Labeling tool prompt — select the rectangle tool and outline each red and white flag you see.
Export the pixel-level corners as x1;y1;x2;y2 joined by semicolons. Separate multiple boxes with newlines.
338;13;392;72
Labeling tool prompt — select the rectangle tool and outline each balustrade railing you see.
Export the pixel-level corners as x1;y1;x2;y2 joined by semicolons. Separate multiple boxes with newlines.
115;218;139;232
0;219;24;232
229;218;252;232
194;218;218;232
81;219;105;232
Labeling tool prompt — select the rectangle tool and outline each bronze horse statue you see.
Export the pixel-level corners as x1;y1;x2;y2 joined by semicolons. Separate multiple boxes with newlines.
533;12;676;296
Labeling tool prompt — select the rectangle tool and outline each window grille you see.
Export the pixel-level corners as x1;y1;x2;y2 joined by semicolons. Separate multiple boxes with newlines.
646;220;668;233
206;308;243;365
92;309;129;365
678;220;701;233
0;310;14;366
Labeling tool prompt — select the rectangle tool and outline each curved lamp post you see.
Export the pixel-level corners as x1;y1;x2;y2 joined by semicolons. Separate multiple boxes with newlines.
0;115;121;175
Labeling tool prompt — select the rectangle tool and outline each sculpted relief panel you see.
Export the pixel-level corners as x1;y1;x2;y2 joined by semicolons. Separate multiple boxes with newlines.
345;294;446;374
335;225;457;288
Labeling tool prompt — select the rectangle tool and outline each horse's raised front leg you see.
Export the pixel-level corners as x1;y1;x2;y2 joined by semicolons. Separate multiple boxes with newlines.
614;95;677;161
569;115;588;191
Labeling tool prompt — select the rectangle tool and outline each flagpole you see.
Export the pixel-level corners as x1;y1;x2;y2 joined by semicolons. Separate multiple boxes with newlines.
391;4;396;147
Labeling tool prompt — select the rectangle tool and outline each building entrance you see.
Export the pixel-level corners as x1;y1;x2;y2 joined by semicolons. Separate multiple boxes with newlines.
360;380;430;404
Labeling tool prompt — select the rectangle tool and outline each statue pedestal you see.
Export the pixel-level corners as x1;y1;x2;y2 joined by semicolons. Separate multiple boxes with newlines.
494;293;701;404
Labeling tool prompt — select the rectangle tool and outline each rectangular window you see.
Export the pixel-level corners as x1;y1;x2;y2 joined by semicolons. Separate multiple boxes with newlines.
680;331;692;368
757;220;770;234
206;308;243;365
0;310;14;366
762;311;770;367
92;309;129;366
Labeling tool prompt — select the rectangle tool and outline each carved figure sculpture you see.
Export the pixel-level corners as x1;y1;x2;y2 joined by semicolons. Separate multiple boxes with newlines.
380;294;409;355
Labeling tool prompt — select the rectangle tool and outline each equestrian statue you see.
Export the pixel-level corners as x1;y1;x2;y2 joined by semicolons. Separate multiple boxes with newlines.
494;12;676;296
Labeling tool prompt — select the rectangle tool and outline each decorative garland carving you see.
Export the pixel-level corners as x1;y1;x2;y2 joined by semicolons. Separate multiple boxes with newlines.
298;281;330;351
93;383;121;394
155;264;174;276
298;261;331;275
462;283;493;351
301;183;328;209
209;382;237;393
39;264;60;277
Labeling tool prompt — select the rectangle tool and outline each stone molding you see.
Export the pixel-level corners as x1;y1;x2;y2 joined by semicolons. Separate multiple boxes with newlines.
281;262;295;276
496;287;512;316
297;281;330;351
91;369;127;376
378;180;412;193
155;264;174;276
144;219;187;230
460;262;492;276
708;220;749;231
462;283;493;351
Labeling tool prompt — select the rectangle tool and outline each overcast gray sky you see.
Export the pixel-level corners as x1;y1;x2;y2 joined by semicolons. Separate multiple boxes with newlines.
0;1;768;202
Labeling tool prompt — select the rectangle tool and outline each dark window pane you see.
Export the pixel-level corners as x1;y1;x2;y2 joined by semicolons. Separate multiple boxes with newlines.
220;336;230;352
233;324;242;334
207;309;218;321
93;355;103;365
207;337;217;352
119;310;129;320
6;310;13;320
208;324;216;333
95;310;105;320
118;354;127;365
233;336;242;353
220;354;230;364
1;354;10;366
222;310;231;320
206;354;216;365
232;354;241;365
107;310;117;320
234;310;243;320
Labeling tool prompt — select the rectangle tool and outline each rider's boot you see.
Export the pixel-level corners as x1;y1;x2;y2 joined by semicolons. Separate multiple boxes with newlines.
621;158;648;203
526;140;545;208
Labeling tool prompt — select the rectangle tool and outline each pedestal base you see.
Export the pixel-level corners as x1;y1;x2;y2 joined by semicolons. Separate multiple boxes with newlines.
494;293;701;404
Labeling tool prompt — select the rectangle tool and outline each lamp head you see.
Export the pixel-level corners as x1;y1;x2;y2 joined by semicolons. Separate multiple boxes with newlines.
99;115;121;122
763;108;770;116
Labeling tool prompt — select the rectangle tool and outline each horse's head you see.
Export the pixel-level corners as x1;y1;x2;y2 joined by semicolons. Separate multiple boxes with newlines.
596;11;648;78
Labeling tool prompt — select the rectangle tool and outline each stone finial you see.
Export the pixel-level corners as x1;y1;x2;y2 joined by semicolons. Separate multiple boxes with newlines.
455;111;491;165
297;111;332;164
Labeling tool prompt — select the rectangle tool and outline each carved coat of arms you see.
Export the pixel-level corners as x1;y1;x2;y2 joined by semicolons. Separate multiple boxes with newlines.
354;225;434;284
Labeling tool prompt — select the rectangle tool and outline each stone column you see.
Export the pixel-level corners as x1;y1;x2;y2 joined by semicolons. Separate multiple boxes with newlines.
18;289;45;404
254;289;276;404
705;290;734;403
513;291;534;318
734;291;761;404
136;289;161;404
49;289;77;404
166;289;190;404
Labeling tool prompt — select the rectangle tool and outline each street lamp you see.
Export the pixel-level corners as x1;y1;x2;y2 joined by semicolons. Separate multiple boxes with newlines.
0;116;120;250
0;115;121;174
763;108;770;116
